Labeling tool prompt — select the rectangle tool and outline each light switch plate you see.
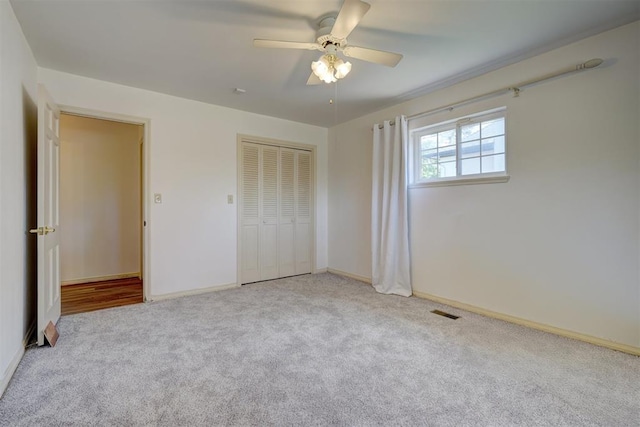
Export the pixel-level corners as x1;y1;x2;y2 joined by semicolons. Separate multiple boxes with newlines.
227;195;233;204
154;193;162;204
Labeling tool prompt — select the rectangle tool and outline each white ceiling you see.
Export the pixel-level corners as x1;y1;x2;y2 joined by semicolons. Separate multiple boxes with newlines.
11;0;640;127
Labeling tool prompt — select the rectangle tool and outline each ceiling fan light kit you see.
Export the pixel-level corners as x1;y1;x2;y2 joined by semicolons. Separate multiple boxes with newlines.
334;58;352;79
253;0;402;85
312;54;352;83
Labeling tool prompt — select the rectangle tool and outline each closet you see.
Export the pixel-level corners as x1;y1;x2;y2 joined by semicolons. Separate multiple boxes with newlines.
240;141;313;284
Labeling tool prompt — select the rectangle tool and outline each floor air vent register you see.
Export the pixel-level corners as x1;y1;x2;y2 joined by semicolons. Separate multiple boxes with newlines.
431;309;460;320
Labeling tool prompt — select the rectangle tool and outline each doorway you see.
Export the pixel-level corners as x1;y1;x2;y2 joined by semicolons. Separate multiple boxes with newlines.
59;113;144;314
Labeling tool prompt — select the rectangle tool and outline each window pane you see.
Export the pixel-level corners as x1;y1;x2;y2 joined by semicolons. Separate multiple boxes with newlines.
481;118;505;138
460;123;480;142
481;136;505;155
437;147;456;163
421;134;437;150
460;140;480;159
439;161;456;177
461;157;480;175
412;110;505;183
481;154;505;173
438;129;456;147
421;157;439;179
421;148;437;160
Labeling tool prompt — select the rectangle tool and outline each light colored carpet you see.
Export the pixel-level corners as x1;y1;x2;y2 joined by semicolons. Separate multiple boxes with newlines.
0;273;638;426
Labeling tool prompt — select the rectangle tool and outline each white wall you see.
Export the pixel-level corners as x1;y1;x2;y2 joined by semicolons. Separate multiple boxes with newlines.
60;115;141;283
328;22;640;348
0;0;38;395
39;68;328;297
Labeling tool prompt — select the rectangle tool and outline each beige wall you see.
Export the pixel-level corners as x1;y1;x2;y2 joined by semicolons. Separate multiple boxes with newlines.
0;0;38;396
328;22;640;349
39;68;328;297
60;114;141;283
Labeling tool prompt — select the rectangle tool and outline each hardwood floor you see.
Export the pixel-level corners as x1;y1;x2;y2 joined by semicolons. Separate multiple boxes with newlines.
61;277;143;315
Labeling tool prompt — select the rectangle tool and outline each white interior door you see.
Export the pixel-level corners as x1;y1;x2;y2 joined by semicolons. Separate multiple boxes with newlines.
240;143;260;283
34;84;61;346
278;148;296;277
260;145;279;280
239;140;314;284
295;151;312;275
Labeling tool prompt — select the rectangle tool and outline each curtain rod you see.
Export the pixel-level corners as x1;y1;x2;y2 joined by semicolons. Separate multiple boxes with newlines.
373;58;603;130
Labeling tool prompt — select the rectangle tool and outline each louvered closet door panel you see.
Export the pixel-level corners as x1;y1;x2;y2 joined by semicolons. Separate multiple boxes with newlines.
279;148;296;277
260;145;279;281
241;143;260;283
295;151;312;274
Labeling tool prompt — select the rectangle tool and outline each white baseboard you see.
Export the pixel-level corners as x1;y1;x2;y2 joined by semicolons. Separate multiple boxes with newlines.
313;268;328;274
62;272;140;286
1;320;37;398
0;344;25;398
326;269;639;356
148;282;239;302
413;290;640;357
327;268;372;284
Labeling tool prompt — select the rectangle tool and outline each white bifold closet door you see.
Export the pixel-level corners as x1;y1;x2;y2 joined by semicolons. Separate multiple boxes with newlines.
241;142;312;284
294;150;312;274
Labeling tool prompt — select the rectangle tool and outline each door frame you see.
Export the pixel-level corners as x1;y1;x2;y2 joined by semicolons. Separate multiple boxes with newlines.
60;105;151;300
236;134;317;285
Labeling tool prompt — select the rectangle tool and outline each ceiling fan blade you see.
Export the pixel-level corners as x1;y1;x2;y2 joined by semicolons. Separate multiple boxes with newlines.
253;39;322;51
330;0;371;40
342;46;403;67
306;72;322;85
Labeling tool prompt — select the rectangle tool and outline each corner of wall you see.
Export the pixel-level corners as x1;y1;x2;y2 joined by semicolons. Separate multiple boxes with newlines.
0;346;25;398
0;0;39;399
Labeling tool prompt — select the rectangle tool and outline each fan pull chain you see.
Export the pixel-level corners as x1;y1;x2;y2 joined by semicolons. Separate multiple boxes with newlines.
334;81;338;126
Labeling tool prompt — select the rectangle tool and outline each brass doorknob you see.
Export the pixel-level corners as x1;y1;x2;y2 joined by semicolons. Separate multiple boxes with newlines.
29;226;55;235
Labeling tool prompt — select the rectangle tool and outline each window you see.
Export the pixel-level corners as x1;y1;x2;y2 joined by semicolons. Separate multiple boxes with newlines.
411;109;508;186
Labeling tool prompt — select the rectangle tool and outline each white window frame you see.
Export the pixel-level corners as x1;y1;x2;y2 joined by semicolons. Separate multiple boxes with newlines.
410;107;510;188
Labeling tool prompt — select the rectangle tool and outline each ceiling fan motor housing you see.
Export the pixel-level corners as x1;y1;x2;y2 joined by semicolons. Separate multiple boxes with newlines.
317;15;336;31
316;15;347;49
317;34;346;50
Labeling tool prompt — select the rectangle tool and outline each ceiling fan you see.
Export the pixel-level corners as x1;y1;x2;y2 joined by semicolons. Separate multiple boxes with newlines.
253;0;403;85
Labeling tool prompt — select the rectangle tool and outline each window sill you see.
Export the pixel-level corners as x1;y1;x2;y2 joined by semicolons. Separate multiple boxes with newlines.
410;174;510;188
